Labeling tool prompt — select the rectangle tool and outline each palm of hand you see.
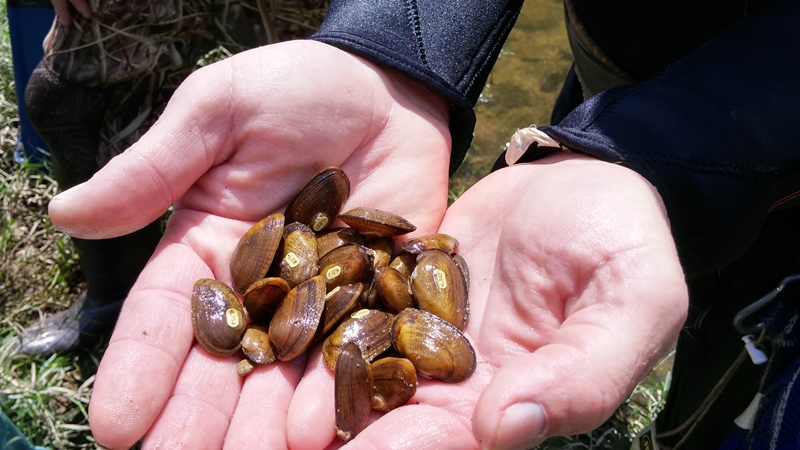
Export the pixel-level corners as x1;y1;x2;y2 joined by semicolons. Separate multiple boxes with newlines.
48;41;452;449
286;155;687;449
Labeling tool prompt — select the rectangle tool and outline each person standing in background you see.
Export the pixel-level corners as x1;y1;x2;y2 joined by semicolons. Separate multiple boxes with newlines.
13;0;327;355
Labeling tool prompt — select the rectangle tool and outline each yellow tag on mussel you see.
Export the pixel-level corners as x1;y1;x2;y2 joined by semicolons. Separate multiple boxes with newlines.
284;252;301;268
225;308;241;328
326;265;342;280
433;268;448;290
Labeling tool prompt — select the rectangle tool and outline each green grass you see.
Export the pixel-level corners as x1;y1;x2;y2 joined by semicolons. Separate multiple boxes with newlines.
0;347;96;448
0;2;98;448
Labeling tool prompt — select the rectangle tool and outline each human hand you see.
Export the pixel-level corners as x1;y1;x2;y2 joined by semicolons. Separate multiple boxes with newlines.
286;153;688;449
48;40;452;449
52;0;91;27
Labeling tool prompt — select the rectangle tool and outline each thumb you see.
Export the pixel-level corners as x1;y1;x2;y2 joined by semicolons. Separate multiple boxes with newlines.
471;343;628;450
472;311;683;449
48;63;232;239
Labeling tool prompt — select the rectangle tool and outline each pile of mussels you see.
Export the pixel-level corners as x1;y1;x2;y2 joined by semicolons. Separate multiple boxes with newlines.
190;167;476;442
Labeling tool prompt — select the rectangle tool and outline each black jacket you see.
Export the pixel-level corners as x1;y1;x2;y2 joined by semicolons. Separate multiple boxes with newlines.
310;0;800;278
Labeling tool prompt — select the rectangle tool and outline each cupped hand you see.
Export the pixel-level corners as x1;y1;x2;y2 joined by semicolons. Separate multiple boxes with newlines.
48;40;452;449
287;153;688;449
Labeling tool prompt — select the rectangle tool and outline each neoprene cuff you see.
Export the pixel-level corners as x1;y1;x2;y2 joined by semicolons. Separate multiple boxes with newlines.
540;0;800;276
309;0;523;175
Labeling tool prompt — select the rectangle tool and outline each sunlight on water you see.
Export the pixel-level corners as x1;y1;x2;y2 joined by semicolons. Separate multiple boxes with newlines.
451;0;572;193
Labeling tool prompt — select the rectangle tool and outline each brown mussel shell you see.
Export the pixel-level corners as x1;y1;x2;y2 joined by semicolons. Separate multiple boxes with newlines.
410;249;469;330
191;278;247;357
375;266;415;313
279;222;320;288
285;166;351;232
323;309;395;371
230;213;285;294
391;308;476;383
269;275;326;361
237;358;256;376
316;227;366;259
338;208;416;237
317;283;365;339
370;357;417;411
335;342;373;443
389;251;417;279
360;278;382;310
401;233;459;255
318;244;374;292
242;277;290;324
240;324;278;365
366;236;394;269
452;253;470;290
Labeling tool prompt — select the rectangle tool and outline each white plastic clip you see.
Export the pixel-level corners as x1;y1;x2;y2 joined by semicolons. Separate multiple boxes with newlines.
742;335;768;365
505;125;560;166
734;392;763;430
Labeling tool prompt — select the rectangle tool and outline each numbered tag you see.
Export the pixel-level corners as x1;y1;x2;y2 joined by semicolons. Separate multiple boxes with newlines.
433;268;448;290
284;252;301;268
226;308;241;328
326;265;342;280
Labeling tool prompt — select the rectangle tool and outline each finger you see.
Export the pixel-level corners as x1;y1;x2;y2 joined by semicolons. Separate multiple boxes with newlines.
286;348;337;449
88;251;204;448
48;41;452;241
343;404;478;450
471;268;687;450
48;60;234;239
141;348;242;449
224;358;306;448
88;213;243;448
69;0;92;19
51;0;73;26
289;344;486;449
47;41;371;239
471;339;639;449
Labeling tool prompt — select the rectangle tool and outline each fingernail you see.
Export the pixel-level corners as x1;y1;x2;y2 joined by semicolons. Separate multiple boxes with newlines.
51;185;81;204
490;402;547;450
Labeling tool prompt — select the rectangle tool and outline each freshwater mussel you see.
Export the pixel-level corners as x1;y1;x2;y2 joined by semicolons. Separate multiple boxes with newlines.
229;213;284;294
191;278;247;357
284;166;350;232
189;166;476;443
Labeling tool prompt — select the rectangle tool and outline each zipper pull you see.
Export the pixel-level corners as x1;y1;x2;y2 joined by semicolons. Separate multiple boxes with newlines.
742;334;768;365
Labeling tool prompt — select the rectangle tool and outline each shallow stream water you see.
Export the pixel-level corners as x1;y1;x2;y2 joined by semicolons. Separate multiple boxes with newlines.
450;0;573;192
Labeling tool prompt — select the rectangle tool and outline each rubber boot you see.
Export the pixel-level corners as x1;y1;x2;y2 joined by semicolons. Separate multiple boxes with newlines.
10;62;162;355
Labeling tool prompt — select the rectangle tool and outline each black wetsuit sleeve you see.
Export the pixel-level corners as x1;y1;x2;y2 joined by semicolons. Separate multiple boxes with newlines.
539;0;800;277
309;0;524;175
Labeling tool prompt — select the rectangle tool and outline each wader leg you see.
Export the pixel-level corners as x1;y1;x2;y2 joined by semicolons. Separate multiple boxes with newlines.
655;206;800;449
13;62;162;355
